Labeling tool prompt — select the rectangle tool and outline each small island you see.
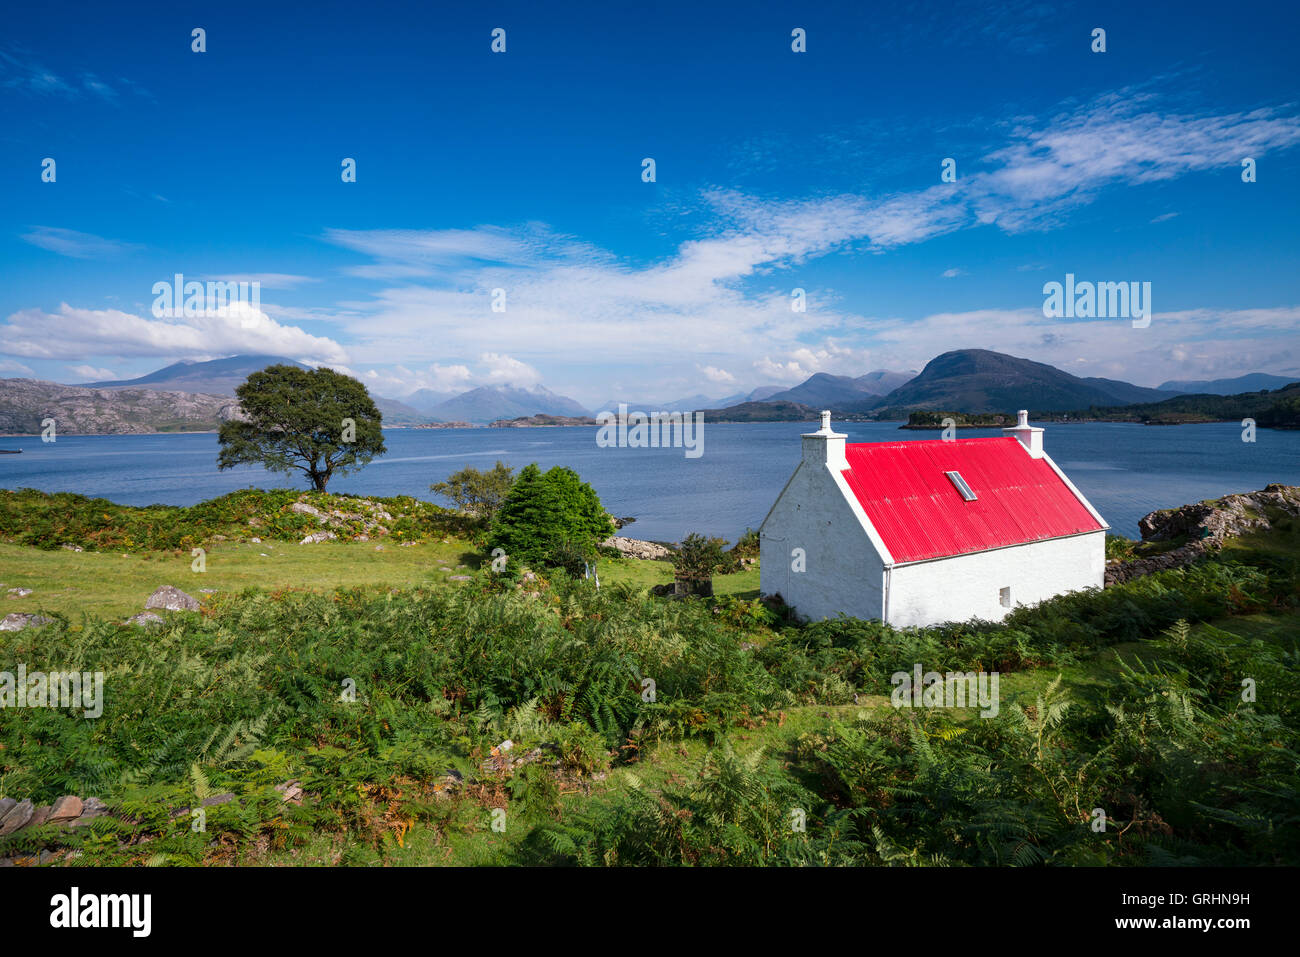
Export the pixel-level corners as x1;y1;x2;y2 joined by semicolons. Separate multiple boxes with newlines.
488;414;599;427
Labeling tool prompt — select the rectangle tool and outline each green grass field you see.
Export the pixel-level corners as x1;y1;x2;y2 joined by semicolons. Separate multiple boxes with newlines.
0;539;759;621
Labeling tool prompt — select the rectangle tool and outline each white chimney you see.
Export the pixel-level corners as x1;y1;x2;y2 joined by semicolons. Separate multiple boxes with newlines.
1003;409;1044;458
802;410;847;468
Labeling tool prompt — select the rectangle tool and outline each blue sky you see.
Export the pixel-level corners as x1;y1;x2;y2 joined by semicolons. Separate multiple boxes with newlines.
2;0;1298;405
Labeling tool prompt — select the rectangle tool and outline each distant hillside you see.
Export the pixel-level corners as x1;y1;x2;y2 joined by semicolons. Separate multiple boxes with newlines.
86;354;432;425
1159;372;1300;395
854;369;916;394
404;388;457;415
763;369;915;408
0;378;239;435
1059;381;1300;427
877;350;1173;412
599;393;741;414
86;354;311;394
370;396;435;426
897;381;1300;428
427;384;591;425
696;400;821;423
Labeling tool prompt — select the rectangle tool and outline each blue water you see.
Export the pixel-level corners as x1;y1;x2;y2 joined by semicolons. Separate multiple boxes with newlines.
0;423;1295;541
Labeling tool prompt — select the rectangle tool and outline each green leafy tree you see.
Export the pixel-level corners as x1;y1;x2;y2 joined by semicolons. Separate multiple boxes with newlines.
487;464;613;568
217;365;385;491
430;460;515;519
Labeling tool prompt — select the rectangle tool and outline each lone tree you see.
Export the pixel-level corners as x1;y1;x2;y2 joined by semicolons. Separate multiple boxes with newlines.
218;364;386;491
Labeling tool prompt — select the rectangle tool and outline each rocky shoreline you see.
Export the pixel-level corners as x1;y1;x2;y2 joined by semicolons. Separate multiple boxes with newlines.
601;536;674;560
1106;483;1300;584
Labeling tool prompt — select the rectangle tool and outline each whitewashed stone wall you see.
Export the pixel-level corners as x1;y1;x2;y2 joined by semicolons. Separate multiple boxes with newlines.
885;530;1105;627
760;458;885;622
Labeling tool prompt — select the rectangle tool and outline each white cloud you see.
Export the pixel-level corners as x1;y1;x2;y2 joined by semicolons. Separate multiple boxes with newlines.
0;358;35;377
698;365;736;384
942;268;966;278
348;358;529;397
479;352;542;388
69;364;118;381
753;344;875;383
313;89;1300;396
10;89;1296;398
845;305;1300;387
0;302;347;363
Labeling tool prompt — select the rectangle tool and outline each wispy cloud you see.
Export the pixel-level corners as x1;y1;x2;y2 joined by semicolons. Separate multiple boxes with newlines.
0;50;148;103
206;273;320;290
314;90;1300;394
21;227;141;260
6;86;1297;397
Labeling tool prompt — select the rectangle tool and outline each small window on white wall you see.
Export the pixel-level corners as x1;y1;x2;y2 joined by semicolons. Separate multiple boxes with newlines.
999;586;1011;608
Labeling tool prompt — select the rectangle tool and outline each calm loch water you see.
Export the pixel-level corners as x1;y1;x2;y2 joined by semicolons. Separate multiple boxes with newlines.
0;422;1296;542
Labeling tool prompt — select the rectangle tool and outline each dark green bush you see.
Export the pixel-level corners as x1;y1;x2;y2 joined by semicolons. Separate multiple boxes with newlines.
487;464;613;568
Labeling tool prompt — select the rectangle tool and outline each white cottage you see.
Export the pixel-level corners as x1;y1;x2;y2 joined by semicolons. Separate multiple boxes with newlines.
759;411;1108;627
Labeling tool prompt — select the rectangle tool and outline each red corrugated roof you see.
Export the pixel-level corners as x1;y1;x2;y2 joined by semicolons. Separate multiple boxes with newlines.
840;437;1103;564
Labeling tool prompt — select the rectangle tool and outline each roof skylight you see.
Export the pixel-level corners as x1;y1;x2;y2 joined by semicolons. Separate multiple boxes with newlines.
945;470;977;501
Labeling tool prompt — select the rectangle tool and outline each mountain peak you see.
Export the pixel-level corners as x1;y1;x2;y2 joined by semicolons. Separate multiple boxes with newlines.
881;349;1173;411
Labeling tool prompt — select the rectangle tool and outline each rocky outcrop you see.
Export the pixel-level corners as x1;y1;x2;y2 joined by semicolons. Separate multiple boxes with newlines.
601;536;673;560
125;611;165;627
291;496;391;540
145;585;201;612
0;613;50;632
0;377;240;436
0;799;34;836
1107;484;1300;585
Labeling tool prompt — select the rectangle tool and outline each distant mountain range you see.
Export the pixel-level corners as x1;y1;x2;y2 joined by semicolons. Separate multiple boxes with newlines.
599;386;783;414
407;383;596;424
4;350;1296;435
1158;372;1300;395
421;384;591;424
404;388;457;413
85;354;298;394
29;354;598;428
84;354;431;426
693;349;1188;419
761;370;916;409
